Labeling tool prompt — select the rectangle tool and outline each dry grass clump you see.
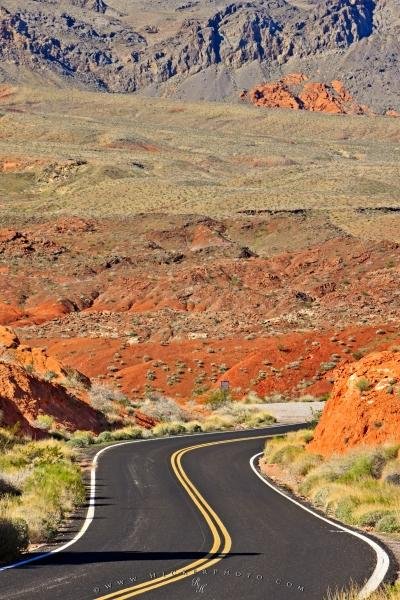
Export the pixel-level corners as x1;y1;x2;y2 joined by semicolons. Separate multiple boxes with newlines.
140;393;191;423
264;432;400;534
0;430;84;561
325;583;400;599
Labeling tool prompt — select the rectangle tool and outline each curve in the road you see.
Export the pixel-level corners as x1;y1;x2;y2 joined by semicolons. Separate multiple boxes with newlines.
249;453;390;600
95;435;268;600
0;426;392;600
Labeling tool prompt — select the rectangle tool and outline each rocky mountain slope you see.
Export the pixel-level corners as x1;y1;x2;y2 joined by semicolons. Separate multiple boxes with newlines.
0;0;398;111
309;350;400;455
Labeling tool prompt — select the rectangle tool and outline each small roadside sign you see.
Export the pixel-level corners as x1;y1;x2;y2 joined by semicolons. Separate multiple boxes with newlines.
220;380;230;391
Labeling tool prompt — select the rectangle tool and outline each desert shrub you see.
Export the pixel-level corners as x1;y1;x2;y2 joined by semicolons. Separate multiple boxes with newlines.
290;452;323;477
89;384;125;414
338;450;386;483
325;583;400;599
200;415;235;432
0;476;20;497
269;443;304;465
356;377;371;392
152;422;186;436
0;428;21;452
24;462;84;512
95;431;113;444
63;366;90;390
67;430;95;448
44;371;58;382
0;439;75;470
108;427;143;441
0;436;85;548
382;459;400;485
309;408;323;427
204;389;232;410
355;507;392;527
265;431;400;536
140;393;189;422
376;513;400;533
244;411;276;428
184;421;203;433
0;518;29;562
33;414;55;431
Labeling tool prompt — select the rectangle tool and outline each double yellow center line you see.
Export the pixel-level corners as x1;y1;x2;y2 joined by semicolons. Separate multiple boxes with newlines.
95;434;266;600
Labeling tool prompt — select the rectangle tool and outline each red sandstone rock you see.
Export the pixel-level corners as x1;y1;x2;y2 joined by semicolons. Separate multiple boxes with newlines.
245;73;370;115
309;350;400;456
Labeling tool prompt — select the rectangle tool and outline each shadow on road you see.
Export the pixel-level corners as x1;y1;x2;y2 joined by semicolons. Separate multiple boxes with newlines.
14;550;260;568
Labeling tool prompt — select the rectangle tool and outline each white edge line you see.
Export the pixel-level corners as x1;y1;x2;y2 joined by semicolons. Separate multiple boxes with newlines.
250;452;390;600
0;423;303;573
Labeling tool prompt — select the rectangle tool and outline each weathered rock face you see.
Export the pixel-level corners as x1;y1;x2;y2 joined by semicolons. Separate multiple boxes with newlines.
244;74;369;114
0;0;398;112
0;326;105;435
309;350;400;456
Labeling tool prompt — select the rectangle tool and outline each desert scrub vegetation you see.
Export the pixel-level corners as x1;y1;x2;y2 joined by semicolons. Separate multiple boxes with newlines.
263;431;400;534
140;392;190;422
0;428;84;562
325;582;400;599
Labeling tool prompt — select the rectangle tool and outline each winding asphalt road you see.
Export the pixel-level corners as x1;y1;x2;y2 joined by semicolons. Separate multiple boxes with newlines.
0;425;390;600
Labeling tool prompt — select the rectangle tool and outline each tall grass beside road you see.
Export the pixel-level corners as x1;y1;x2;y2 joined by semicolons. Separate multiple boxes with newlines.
0;428;84;562
325;583;400;599
263;431;400;534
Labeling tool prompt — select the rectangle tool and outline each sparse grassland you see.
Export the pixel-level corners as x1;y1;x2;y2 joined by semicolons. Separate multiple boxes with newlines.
0;428;84;562
0;86;399;230
262;431;400;535
325;583;400;599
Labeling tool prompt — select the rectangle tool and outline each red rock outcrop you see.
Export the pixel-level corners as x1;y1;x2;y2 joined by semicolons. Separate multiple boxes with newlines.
0;326;105;435
244;74;370;115
309;350;400;456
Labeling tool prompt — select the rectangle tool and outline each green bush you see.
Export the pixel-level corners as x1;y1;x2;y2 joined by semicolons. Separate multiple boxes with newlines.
0;518;29;562
95;431;114;444
357;509;391;527
33;414;55;431
67;430;95;447
356;378;371;392
0;439;75;470
376;513;400;533
24;462;85;513
269;443;304;465
204;389;232;410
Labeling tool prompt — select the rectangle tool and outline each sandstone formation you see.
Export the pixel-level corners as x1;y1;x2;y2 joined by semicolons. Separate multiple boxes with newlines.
309;350;400;456
0;326;105;435
244;74;369;115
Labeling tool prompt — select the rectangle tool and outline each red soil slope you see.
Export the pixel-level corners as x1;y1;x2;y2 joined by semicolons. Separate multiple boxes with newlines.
309;350;400;456
0;326;105;435
27;325;397;404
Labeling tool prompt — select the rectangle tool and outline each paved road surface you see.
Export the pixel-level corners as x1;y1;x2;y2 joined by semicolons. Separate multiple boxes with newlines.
0;425;387;600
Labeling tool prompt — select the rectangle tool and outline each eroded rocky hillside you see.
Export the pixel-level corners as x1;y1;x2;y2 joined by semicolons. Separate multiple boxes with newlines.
1;213;400;405
0;325;107;435
0;0;398;111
